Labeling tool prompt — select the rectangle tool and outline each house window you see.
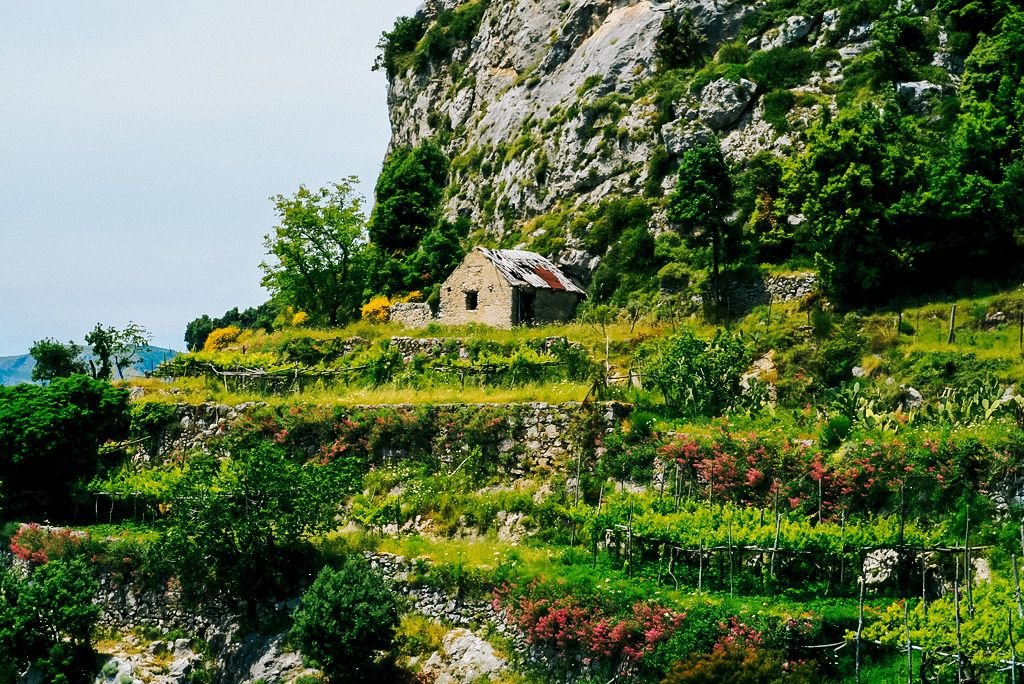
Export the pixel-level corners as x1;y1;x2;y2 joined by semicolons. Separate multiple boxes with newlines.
465;291;478;311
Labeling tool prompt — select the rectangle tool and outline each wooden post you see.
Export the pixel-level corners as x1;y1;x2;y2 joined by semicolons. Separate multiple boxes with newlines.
839;511;846;591
626;499;634;577
904;600;913;684
856;575;865;684
1013;552;1023;619
766;295;773;335
955;559;964;684
771;506;782;581
965;510;974;618
948;304;957;344
698;538;704;593
728;521;734;597
897;310;903;336
1019;310;1023;351
1010;608;1018;684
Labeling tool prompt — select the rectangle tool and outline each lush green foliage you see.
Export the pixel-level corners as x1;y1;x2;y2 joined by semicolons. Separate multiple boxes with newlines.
640;330;751;417
0;375;129;516
289;556;399;682
668;144;735;310
260;178;369;326
153;440;348;605
183;302;276;351
84;322;152;380
0;558;100;684
655;9;704;71
28;338;87;382
372;15;426;78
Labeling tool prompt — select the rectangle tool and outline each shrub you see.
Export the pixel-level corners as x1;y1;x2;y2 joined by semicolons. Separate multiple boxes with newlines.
640;330;752;418
289;557;399;682
762;89;796;131
747;48;814;90
361;295;394;323
202;326;244;352
9;524;88;565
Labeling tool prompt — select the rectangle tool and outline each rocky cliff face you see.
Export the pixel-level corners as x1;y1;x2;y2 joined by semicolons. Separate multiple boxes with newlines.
388;0;750;237
382;0;961;268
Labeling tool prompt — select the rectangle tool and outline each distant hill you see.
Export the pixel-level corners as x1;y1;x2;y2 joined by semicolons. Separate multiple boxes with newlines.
0;346;179;386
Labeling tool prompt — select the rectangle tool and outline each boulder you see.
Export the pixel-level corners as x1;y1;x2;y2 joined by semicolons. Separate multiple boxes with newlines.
760;15;813;50
699;78;757;130
896;81;945;114
422;629;508;684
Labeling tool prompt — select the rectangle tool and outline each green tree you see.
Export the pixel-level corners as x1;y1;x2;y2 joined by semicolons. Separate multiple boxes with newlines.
289;556;399;683
372;15;426;78
667;144;734;311
655;9;704;71
783;99;929;305
157;441;346;607
0;558;100;684
640;329;751;418
405;217;469;292
84;322;152;380
183;302;277;351
369;141;449;294
28;339;86;382
260;178;369;326
925;8;1024;274
0;375;129;517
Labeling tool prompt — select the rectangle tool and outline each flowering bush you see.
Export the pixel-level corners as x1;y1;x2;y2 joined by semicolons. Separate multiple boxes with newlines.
361;295;393;323
10;523;88;565
493;585;684;673
203;325;246;351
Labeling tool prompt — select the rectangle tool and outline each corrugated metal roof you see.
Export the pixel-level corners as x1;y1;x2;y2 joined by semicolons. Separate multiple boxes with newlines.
477;248;585;295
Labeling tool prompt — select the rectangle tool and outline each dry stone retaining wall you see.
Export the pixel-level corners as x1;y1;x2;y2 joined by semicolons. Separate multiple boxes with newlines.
146;401;629;477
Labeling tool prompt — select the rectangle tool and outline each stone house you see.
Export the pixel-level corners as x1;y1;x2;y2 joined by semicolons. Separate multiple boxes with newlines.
438;248;584;327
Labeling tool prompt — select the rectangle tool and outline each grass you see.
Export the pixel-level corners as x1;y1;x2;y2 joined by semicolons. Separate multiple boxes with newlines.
136;380;595;407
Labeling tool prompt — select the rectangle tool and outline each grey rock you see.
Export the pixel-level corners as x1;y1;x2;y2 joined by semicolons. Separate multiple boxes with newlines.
839;41;873;58
897;80;945;114
863;549;900;585
422;628;507;684
698;77;756;130
760;15;813;50
901;386;924;410
932;51;965;75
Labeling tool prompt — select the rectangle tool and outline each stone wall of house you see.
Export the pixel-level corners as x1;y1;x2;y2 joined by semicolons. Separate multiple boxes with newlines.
440;250;516;327
532;288;584;325
391;302;435;328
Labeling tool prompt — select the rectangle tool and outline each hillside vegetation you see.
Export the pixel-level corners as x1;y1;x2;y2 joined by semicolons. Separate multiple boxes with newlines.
3;0;1024;682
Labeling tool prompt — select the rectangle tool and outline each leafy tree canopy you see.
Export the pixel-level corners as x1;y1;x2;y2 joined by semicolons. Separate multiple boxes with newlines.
156;440;349;606
184;302;276;352
28;339;86;382
370;141;449;256
0;375;129;517
640;329;751;418
260;178;369;327
84;322;152;380
289;556;399;683
0;558;100;684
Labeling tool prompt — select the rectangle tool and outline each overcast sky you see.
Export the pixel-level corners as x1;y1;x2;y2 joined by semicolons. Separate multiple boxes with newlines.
0;1;420;356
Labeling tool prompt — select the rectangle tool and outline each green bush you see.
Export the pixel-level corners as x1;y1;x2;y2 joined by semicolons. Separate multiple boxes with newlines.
0;376;129;517
747;48;814;90
290;557;399;683
761;89;796;131
640;329;752;418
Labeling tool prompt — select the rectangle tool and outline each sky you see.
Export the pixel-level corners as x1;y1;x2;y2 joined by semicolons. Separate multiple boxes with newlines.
0;1;421;356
